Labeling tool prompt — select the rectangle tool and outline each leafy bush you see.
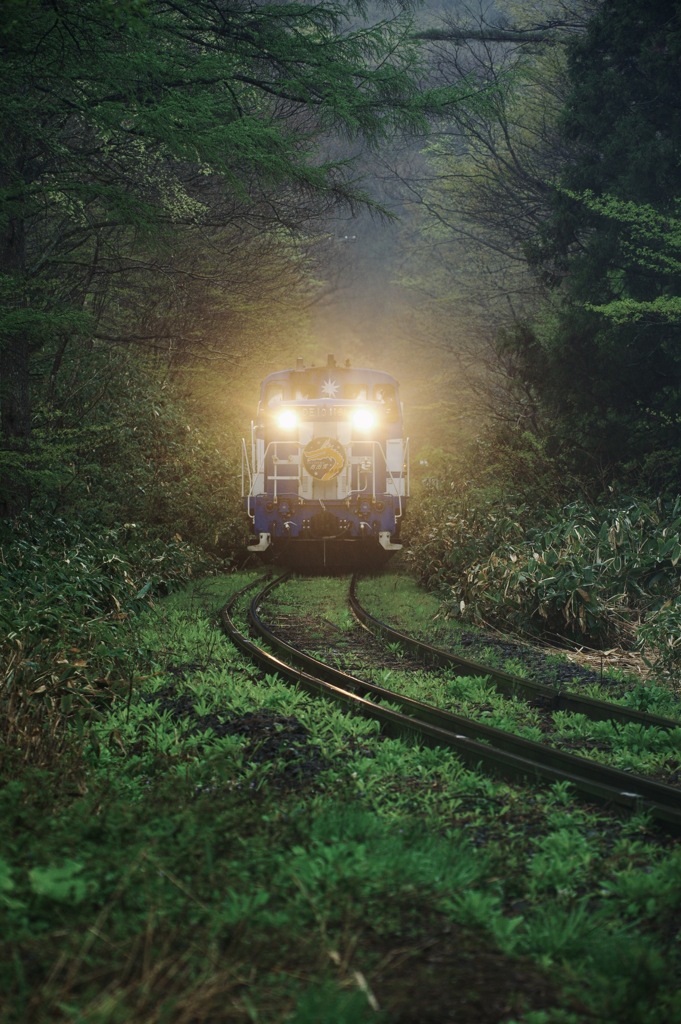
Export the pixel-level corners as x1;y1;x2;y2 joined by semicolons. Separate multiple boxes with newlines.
72;373;245;558
0;512;213;773
3;347;247;558
636;601;681;679
406;432;579;592
408;484;681;664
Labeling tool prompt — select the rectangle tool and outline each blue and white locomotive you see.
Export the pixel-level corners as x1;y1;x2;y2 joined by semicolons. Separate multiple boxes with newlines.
242;355;409;568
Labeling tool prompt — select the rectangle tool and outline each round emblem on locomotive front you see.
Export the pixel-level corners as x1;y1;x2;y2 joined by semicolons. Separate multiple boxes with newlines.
302;437;346;481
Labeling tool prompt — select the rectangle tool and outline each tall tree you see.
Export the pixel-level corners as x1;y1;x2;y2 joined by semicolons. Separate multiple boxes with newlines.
389;1;589;433
398;0;681;486
517;0;681;481
0;0;437;512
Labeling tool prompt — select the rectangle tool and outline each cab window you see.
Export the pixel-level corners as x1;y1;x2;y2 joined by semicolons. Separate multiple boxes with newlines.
264;382;286;406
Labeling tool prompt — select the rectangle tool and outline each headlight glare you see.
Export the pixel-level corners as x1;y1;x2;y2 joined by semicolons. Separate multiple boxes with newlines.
351;407;377;431
276;409;299;431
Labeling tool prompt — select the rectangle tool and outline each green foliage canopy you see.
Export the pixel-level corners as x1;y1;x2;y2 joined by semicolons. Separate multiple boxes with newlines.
519;0;681;478
0;0;445;515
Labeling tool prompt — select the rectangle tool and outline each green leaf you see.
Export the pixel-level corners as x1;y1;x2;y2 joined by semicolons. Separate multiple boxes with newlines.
28;859;95;904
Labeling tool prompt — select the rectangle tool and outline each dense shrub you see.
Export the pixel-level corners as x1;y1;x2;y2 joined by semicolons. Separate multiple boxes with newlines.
1;345;254;772
0;512;214;772
636;601;681;679
407;484;681;672
3;347;247;558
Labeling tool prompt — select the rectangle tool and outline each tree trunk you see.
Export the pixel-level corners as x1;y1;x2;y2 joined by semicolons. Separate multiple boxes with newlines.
0;209;31;516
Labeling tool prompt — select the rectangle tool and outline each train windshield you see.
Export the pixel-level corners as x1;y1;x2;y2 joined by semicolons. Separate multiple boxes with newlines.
261;369;399;416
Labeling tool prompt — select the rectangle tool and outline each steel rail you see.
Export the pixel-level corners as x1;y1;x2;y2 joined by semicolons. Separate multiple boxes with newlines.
221;575;681;834
349;576;681;733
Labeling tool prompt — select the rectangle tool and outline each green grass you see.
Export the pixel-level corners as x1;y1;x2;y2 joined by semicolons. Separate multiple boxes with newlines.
268;573;681;784
356;568;681;718
2;572;681;1023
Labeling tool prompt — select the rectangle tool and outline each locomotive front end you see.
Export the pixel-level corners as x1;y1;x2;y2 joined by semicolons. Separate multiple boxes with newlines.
242;356;409;569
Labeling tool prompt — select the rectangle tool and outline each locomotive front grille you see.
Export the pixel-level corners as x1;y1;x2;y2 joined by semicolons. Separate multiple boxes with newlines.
309;510;340;537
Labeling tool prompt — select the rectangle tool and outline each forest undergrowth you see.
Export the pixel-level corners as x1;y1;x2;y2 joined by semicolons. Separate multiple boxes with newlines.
405;443;681;685
2;521;681;1023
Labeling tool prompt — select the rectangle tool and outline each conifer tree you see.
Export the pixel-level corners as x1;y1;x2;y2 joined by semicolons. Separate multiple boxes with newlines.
519;0;681;480
0;0;435;511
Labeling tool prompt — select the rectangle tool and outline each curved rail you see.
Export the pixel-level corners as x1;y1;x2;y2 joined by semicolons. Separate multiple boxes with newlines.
350;576;681;733
221;575;681;834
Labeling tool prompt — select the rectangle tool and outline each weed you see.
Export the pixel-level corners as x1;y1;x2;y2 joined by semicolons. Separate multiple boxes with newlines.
3;567;681;1024
406;490;681;665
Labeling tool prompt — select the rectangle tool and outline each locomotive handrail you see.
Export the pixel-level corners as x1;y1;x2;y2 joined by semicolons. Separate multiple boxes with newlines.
384;436;410;518
241;437;254;519
244;437;408;507
242;360;409;562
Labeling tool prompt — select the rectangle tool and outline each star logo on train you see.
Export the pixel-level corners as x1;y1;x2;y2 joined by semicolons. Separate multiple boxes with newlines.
321;377;339;398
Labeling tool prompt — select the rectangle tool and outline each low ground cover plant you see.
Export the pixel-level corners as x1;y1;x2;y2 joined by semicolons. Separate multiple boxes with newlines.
286;573;681;784
0;512;212;778
3;569;680;1022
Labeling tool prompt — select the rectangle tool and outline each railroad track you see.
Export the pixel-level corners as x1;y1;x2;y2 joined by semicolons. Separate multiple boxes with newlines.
221;573;681;834
348;576;680;731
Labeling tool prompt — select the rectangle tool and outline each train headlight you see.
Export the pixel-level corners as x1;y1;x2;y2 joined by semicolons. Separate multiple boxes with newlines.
350;407;377;432
275;409;299;431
